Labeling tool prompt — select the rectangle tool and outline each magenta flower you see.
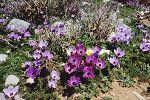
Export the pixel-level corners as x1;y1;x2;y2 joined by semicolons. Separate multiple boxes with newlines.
67;76;81;87
86;55;97;65
38;40;48;49
48;79;57;88
64;63;77;74
3;86;19;98
76;45;86;56
42;50;53;61
140;43;150;52
50;70;60;80
114;47;125;58
33;53;41;60
25;67;40;79
83;66;94;78
68;54;81;66
96;60;106;69
109;57;119;66
28;40;37;48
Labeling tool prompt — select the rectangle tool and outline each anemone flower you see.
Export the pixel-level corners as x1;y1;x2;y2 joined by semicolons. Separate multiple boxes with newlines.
86;55;97;65
76;45;86;56
50;70;60;81
38;40;48;49
23;31;31;38
140;43;150;52
96;60;106;69
109;57;119;66
34;60;41;67
25;67;40;79
67;76;81;87
42;50;53;61
23;61;32;67
114;47;125;57
3;86;19;98
66;47;77;56
33;53;41;60
82;66;94;78
48;79;57;88
28;40;37;48
68;54;81;66
64;63;77;74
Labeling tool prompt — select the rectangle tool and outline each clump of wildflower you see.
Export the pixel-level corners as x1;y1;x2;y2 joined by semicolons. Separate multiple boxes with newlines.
64;43;108;87
48;70;60;88
107;22;133;44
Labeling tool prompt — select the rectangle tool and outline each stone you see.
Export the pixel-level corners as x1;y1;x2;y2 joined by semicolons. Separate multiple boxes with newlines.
7;19;30;33
0;93;6;100
0;54;8;63
5;75;19;86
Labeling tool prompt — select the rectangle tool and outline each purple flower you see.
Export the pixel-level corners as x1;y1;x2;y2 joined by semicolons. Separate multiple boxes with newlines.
109;57;119;66
23;31;31;38
114;47;125;57
48;79;57;88
0;18;5;23
33;53;41;60
86;55;97;65
66;47;77;56
28;40;37;48
23;61;32;67
76;45;86;56
3;86;19;98
8;32;19;40
42;50;53;61
93;46;102;54
68;54;81;66
50;70;60;80
140;43;150;52
25;67;40;79
34;60;41;67
64;63;77;74
67;76;81;87
34;49;42;54
96;60;106;69
82;66;94;78
38;40;48;49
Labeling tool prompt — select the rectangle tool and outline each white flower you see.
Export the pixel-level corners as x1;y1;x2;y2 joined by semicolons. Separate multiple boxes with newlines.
5;75;19;86
99;49;110;55
26;78;34;84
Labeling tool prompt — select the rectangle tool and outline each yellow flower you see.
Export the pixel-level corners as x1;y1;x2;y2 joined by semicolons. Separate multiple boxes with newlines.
86;49;94;56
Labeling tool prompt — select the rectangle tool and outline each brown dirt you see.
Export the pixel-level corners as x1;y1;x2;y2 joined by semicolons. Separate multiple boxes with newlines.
92;81;150;100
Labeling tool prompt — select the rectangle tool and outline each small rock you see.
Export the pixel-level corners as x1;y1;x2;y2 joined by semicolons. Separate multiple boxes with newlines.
0;54;8;63
7;19;30;33
5;75;19;86
132;91;146;100
0;93;6;100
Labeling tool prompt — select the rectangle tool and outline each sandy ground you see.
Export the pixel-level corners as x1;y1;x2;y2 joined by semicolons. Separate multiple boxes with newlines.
92;81;150;100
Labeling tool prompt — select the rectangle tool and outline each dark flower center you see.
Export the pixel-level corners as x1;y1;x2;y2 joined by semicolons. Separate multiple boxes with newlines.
87;72;90;75
32;72;36;76
73;59;76;62
68;68;72;72
80;51;83;53
10;93;14;96
117;53;120;56
113;62;116;64
99;64;102;66
72;82;77;85
90;60;93;63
